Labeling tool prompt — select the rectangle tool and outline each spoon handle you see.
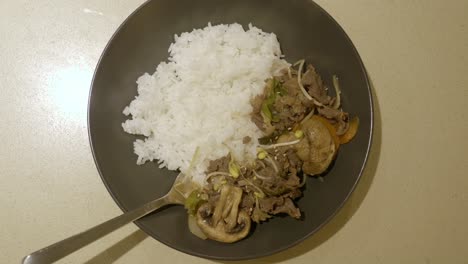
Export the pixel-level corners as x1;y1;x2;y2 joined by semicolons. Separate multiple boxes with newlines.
22;195;170;264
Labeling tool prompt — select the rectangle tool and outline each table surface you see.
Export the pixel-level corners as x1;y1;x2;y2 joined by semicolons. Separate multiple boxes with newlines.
2;0;467;263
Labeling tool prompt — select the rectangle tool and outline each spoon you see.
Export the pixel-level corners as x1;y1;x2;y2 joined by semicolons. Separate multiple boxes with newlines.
22;173;189;264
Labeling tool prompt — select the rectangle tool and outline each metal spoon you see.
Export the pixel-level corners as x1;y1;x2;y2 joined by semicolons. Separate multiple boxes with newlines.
22;173;188;264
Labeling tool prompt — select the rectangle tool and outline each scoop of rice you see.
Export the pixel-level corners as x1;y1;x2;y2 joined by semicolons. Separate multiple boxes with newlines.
122;23;288;185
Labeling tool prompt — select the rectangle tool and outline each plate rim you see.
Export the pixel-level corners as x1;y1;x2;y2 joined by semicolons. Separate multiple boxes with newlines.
87;0;374;260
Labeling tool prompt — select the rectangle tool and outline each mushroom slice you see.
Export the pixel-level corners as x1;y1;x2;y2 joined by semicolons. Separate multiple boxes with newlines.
224;187;243;230
196;185;251;243
212;185;230;226
296;116;337;175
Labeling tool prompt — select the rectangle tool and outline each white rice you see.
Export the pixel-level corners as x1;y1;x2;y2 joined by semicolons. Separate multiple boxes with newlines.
122;23;288;185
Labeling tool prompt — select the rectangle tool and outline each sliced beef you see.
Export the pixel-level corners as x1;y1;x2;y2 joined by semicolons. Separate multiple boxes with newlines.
283;189;303;200
258;196;301;219
206;155;230;174
251;73;314;133
206;191;220;208
285;171;301;187
271;198;301;219
317;106;342;119
251;111;266;132
259;170;302;196
240;192;255;210
301;65;331;105
286;149;302;171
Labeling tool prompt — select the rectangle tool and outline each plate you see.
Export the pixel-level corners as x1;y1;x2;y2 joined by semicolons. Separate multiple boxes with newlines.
88;0;373;260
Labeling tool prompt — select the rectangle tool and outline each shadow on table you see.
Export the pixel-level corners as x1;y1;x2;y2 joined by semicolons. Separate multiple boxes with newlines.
215;77;382;264
84;230;148;264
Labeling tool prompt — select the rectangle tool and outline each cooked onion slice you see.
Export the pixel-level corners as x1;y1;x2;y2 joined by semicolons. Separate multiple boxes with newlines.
188;214;207;240
339;116;359;144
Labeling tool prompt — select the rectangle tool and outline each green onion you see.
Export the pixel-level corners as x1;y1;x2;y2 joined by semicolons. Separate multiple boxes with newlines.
261;101;273;121
184;190;203;215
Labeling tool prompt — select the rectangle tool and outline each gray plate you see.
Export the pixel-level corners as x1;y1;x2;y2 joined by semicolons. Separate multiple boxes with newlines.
88;0;373;260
